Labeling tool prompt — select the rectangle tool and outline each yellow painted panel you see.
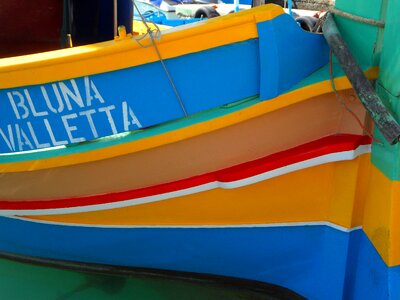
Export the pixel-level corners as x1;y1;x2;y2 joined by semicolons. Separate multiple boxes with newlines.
27;156;369;228
392;182;400;266
328;154;370;228
363;165;400;267
350;154;372;227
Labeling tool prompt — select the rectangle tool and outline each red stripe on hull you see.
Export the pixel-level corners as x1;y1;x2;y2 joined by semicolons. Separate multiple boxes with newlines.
0;134;371;210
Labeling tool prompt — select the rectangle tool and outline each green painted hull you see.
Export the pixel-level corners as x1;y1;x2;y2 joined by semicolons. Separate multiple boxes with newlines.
0;256;299;300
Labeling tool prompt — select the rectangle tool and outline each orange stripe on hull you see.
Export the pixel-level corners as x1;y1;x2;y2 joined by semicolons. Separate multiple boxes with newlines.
25;153;371;229
0;89;366;200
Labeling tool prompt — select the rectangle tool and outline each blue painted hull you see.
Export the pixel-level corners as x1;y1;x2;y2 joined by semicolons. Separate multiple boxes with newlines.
0;217;396;299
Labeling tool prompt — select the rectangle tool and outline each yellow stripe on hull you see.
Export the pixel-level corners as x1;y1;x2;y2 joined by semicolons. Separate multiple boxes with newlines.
26;154;370;229
0;5;283;89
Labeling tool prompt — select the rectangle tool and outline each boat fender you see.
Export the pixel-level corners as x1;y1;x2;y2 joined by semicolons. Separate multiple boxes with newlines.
194;6;220;18
295;16;318;32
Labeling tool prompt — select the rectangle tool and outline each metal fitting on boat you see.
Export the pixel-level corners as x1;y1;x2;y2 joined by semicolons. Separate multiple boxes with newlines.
118;25;127;38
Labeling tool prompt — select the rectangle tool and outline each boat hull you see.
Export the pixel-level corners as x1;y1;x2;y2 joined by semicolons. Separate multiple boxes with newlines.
0;131;374;298
1;3;398;298
0;216;397;300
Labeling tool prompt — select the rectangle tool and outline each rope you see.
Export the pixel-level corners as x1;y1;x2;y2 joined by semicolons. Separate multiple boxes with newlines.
329;7;385;28
329;50;382;145
131;0;188;117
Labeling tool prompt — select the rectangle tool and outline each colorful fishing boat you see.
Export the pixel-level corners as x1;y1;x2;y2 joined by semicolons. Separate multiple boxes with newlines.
0;0;399;298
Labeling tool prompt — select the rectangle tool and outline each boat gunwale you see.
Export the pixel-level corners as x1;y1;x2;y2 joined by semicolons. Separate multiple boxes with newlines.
0;67;379;172
0;5;283;89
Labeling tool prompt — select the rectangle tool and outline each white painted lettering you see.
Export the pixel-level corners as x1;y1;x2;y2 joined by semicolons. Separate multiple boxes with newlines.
59;80;84;110
15;124;22;151
43;119;68;146
85;76;105;106
42;85;64;114
24;89;48;117
15;124;34;151
62;113;86;143
0;125;16;152
7;91;29;119
79;109;98;138
122;101;142;131
27;122;51;149
98;105;118;135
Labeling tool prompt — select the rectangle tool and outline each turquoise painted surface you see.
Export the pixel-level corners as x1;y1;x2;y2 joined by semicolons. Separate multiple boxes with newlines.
376;0;400;96
369;0;400;179
371;84;400;179
332;0;400;180
335;0;385;67
290;62;343;91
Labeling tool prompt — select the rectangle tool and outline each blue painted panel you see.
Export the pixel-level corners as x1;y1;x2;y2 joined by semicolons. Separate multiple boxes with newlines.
1;217;398;298
389;267;400;300
257;13;329;100
0;217;361;299
0;39;259;153
343;230;400;300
